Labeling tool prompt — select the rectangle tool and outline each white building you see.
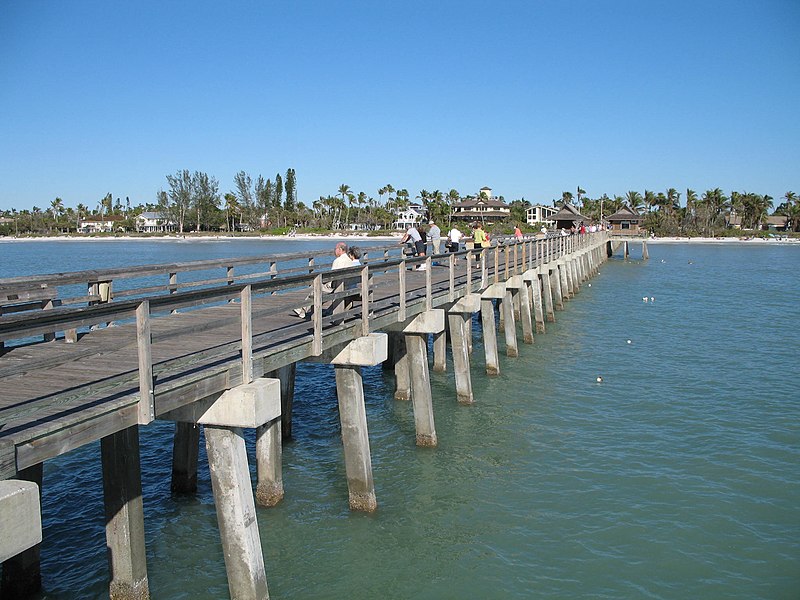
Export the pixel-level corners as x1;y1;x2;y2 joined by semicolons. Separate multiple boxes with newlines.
135;211;175;233
451;187;510;223
78;215;125;233
525;204;558;226
393;204;427;229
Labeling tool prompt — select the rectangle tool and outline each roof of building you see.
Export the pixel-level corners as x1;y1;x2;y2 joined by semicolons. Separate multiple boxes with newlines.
81;214;125;223
553;203;590;223
606;204;643;222
454;197;509;209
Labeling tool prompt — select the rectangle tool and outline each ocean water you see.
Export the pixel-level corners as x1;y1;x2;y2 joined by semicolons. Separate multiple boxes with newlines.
1;239;798;599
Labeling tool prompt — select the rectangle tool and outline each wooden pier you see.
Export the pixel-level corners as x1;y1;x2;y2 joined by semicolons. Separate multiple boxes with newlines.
1;232;610;599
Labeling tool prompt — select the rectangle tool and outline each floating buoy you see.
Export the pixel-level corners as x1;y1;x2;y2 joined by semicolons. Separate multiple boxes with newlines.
627;340;632;344
596;376;603;383
588;283;591;287
650;297;655;302
643;297;648;303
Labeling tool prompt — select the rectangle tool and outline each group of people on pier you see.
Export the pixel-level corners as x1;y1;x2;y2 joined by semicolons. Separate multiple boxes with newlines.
399;221;502;270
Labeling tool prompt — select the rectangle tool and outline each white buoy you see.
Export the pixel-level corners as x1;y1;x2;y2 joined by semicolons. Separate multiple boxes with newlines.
643;297;648;303
627;340;632;344
588;283;592;287
650;297;655;302
596;376;603;383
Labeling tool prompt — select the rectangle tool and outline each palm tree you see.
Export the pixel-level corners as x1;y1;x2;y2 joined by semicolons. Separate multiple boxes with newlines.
50;197;64;233
561;191;574;205
576;186;586;207
625;191;643;212
338;184;351;227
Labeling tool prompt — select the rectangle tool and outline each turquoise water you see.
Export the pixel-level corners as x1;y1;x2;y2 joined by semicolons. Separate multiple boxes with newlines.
2;240;798;599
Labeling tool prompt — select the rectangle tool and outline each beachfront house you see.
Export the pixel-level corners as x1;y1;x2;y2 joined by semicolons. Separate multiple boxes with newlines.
393;204;427;229
135;211;176;233
451;188;510;224
78;215;125;234
552;202;591;231
526;204;559;227
606;204;644;235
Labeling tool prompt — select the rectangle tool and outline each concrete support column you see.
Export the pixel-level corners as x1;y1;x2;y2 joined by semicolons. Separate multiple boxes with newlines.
255;417;283;507
550;267;564;310
502;290;518;357
405;333;438;447
334;365;378;510
517;280;534;344
564;261;575;297
205;425;269;600
561;260;572;297
267;363;296;440
433;329;447;373
481;298;500;376
391;332;411;401
171;422;200;494
642;240;649;260
528;274;546;333
447;312;474;404
542;267;556;322
466;313;474;355
571;258;581;292
1;464;43;599
101;425;150;600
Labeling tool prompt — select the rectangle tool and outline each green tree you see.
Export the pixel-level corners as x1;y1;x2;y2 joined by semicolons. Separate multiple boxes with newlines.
234;171;255;227
193;171;220;231
275;173;283;210
338;184;352;227
284;168;296;212
625;191;643;211
50;197;64;232
164;170;193;233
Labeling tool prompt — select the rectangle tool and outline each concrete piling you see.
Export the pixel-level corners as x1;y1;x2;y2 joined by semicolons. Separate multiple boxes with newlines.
101;426;150;600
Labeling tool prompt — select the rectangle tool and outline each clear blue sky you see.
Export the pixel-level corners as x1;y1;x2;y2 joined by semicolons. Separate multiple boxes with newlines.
1;0;798;213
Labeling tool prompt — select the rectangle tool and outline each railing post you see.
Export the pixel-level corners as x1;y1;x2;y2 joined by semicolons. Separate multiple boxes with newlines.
399;262;407;322
312;274;323;356
481;249;488;288
136;301;155;425
466;247;473;293
425;256;432;311
360;265;370;337
226;266;234;286
448;253;455;303
240;285;253;384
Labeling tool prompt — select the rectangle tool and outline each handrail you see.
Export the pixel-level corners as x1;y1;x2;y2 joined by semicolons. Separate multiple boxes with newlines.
0;233;607;345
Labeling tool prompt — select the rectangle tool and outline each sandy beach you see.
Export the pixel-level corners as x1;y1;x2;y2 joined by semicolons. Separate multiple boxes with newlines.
0;233;796;244
644;236;798;244
0;232;404;243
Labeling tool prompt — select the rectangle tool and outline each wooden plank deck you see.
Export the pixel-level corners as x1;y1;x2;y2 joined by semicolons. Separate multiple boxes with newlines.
0;258;491;474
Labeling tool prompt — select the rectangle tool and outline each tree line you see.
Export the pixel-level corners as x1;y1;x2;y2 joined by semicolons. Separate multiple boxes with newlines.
1;176;797;236
557;187;800;235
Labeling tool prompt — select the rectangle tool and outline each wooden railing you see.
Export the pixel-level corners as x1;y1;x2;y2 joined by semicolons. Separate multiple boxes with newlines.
0;233;599;348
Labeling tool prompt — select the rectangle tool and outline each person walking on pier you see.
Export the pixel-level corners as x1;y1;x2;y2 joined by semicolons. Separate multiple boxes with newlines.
428;220;442;255
446;225;463;253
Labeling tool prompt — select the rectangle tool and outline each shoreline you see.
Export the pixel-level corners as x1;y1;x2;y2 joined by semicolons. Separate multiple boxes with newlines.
0;233;404;243
0;233;797;244
644;235;798;244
